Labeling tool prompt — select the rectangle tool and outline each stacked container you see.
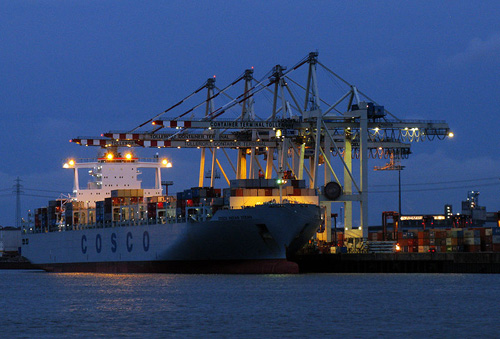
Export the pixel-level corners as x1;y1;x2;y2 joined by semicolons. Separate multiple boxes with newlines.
463;229;481;252
493;228;500;252
363;228;500;253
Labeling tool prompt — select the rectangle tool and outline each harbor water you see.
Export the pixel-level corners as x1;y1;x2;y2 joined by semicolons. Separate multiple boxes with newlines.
0;270;498;337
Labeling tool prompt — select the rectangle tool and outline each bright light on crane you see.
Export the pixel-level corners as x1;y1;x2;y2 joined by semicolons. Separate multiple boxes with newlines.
448;131;454;138
63;159;75;168
161;159;172;168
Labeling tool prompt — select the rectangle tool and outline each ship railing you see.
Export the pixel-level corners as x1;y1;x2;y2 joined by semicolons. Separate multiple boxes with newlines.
69;157;164;164
31;216;186;232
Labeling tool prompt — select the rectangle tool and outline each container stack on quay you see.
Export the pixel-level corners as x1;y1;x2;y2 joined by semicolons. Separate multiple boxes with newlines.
329;227;500;253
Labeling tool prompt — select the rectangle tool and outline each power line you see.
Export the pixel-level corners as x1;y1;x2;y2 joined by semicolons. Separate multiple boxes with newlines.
370;176;500;187
21;193;61;199
0;187;67;193
370;181;500;193
23;188;69;193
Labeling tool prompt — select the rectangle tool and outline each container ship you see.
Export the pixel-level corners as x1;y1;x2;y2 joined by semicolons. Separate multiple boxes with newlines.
21;150;321;274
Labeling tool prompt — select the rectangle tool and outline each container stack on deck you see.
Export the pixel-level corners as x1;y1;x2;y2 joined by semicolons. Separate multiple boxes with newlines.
60;189;179;228
229;179;314;197
176;187;223;216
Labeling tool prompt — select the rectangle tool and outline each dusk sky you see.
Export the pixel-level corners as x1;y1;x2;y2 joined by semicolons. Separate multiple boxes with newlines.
1;1;500;227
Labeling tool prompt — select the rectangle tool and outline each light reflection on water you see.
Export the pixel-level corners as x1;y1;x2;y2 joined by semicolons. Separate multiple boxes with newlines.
0;270;499;337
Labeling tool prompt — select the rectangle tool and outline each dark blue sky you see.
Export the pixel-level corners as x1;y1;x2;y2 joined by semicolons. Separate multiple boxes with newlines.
1;1;500;226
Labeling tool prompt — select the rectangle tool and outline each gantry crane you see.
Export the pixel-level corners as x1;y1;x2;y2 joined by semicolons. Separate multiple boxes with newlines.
71;52;452;242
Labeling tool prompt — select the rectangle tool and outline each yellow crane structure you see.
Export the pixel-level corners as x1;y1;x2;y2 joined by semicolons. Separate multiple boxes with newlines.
71;52;452;243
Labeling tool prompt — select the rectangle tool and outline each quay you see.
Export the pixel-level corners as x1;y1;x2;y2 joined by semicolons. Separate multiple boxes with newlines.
0;255;35;270
292;252;500;274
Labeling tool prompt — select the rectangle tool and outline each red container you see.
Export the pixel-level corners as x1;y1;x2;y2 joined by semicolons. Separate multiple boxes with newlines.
418;238;430;246
418;231;429;239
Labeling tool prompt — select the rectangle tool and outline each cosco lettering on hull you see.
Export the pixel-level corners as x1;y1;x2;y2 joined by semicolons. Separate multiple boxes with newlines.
81;232;150;254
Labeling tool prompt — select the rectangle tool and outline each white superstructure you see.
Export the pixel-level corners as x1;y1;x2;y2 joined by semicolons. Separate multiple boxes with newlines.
63;151;171;207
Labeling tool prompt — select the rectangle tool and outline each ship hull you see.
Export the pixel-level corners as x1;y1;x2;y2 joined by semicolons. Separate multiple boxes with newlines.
23;203;320;274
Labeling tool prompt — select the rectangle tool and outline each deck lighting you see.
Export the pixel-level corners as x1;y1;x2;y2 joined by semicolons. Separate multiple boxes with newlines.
161;159;173;168
125;153;132;160
64;159;75;168
107;153;114;160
